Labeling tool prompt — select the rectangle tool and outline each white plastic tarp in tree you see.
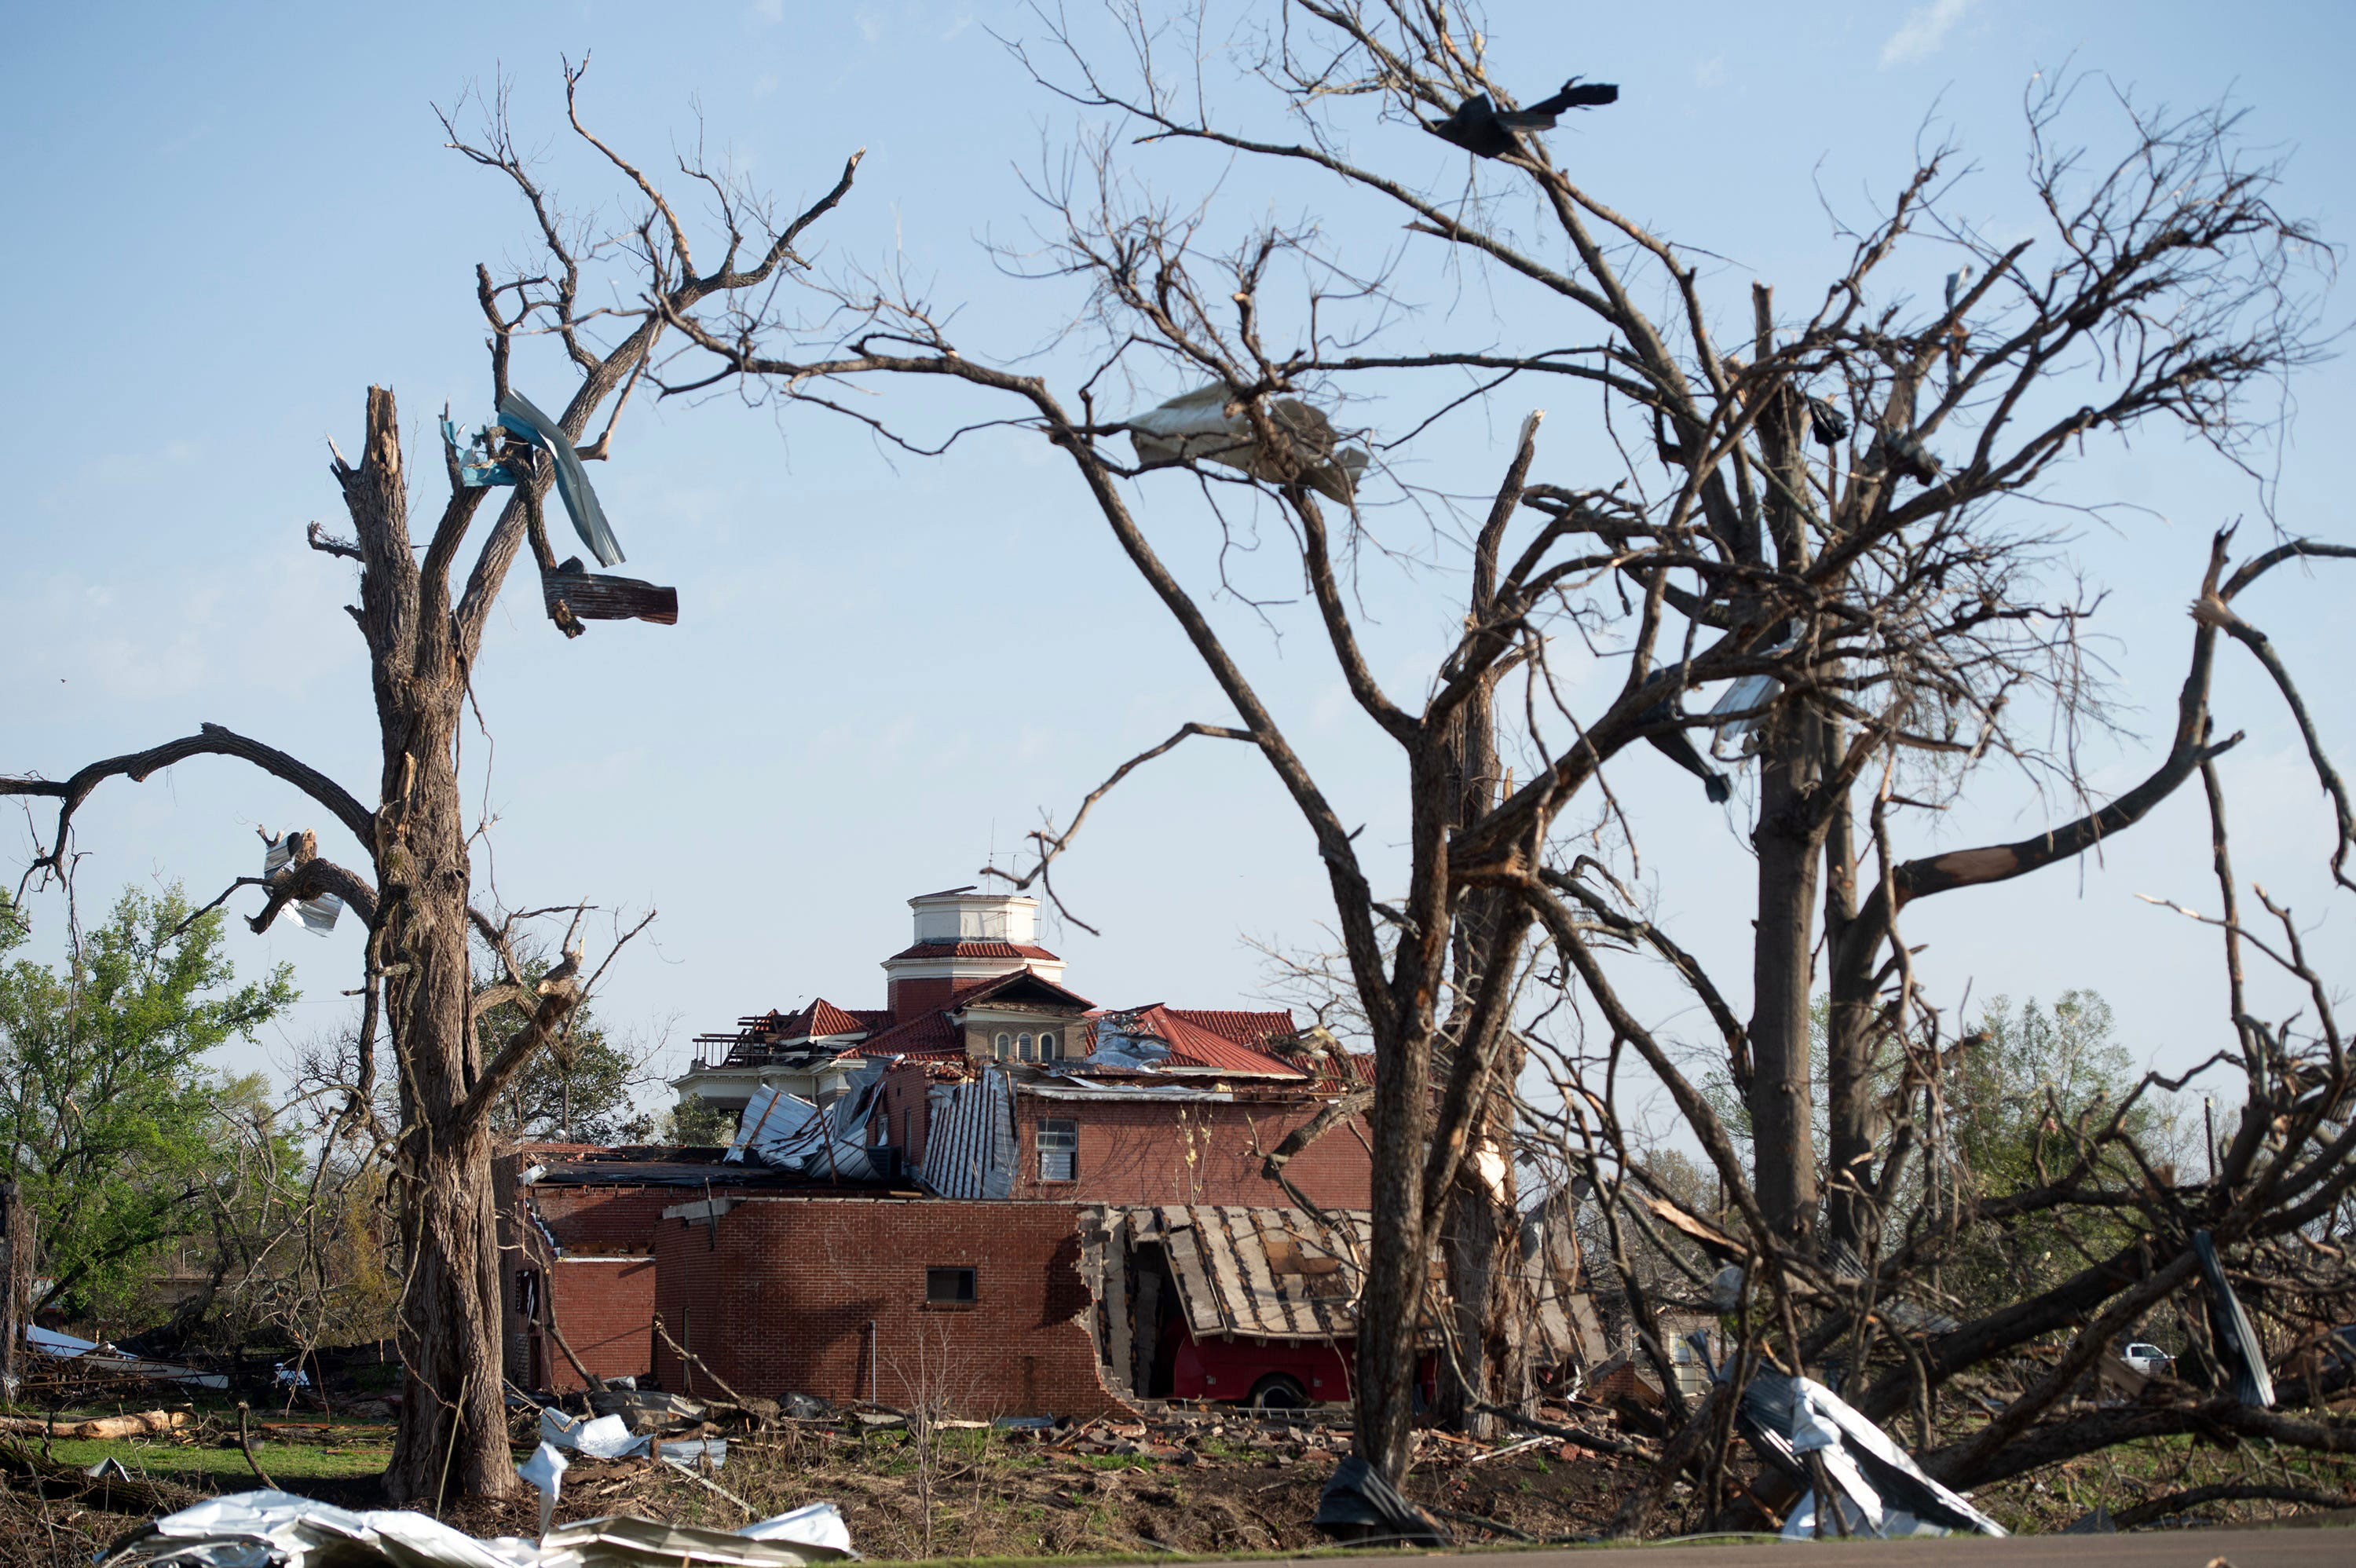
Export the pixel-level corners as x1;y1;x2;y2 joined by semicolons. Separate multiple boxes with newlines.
1125;384;1369;503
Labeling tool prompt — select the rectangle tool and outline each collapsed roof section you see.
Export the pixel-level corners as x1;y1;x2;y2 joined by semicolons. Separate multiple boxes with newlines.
726;1059;891;1179
1081;1005;1308;1078
1081;1204;1600;1364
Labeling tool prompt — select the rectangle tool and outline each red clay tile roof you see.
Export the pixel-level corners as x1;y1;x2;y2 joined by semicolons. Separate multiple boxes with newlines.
946;968;1096;1011
854;970;1096;1062
1168;1009;1297;1049
854;1008;966;1060
883;941;1062;963
1086;1005;1307;1077
792;999;878;1038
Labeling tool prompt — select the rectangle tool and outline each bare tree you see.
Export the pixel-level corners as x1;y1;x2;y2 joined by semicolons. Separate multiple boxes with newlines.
0;67;860;1502
646;2;2340;1503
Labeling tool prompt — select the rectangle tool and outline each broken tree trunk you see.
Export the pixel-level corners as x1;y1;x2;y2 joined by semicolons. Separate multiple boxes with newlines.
1436;660;1533;1437
334;389;586;1506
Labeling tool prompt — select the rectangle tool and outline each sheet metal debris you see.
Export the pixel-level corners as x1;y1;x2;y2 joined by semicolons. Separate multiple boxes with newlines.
261;831;344;936
919;1066;1018;1199
727;1062;888;1179
539;1407;728;1467
736;1503;853;1554
2193;1229;2276;1407
27;1324;229;1390
1125;384;1369;503
519;1441;568;1537
1312;1456;1451;1548
498;390;626;568
1728;1367;2003;1540
444;416;521;488
99;1489;853;1568
1120;1204;1366;1341
1637;700;1731;802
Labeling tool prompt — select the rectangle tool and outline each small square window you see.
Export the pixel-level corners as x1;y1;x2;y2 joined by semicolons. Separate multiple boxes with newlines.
1037;1119;1077;1182
926;1266;977;1305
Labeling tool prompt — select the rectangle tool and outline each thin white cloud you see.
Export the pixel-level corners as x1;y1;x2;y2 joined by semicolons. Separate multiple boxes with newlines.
1879;0;1976;68
1695;55;1728;90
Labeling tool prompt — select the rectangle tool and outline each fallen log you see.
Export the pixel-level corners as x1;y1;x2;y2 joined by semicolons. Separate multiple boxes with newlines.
0;1409;188;1439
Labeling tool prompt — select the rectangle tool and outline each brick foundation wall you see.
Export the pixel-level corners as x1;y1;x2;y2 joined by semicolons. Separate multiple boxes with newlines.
652;1196;1125;1420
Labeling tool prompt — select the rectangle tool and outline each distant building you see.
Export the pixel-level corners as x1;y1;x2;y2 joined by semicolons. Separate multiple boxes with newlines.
503;884;1392;1413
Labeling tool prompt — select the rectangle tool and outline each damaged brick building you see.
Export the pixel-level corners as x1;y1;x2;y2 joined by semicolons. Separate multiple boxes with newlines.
499;886;1435;1418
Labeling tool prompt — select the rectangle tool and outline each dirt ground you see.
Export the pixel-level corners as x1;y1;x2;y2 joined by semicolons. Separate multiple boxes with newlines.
5;1397;2353;1567
0;1407;1641;1566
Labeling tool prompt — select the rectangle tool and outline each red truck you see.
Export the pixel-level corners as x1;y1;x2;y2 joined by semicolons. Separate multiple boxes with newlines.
1166;1324;1436;1409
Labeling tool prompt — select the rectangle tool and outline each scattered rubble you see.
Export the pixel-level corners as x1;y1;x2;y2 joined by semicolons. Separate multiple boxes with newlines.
93;1488;854;1568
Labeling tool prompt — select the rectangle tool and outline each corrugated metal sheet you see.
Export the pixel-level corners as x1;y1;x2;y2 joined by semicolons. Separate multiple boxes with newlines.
1093;1202;1604;1362
725;1062;887;1179
1110;1204;1370;1341
920;1068;1017;1199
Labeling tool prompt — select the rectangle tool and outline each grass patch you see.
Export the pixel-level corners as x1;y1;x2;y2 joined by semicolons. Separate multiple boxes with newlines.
1077;1453;1160;1471
40;1435;390;1482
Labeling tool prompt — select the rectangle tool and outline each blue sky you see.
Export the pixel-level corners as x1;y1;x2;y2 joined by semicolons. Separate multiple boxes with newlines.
3;0;2351;1113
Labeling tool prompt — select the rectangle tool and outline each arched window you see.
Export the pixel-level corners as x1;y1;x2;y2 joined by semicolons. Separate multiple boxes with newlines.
1041;1030;1059;1060
1018;1033;1034;1062
994;1032;1011;1060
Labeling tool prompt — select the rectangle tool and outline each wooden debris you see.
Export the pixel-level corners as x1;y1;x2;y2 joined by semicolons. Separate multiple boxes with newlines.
0;1409;188;1439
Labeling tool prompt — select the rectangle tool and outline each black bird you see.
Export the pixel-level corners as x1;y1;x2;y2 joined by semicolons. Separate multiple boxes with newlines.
1639;700;1732;803
1431;78;1619;159
1875;429;1944;485
1805;396;1851;449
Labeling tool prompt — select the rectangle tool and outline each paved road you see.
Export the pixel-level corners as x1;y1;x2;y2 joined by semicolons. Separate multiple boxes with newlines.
1212;1523;2354;1568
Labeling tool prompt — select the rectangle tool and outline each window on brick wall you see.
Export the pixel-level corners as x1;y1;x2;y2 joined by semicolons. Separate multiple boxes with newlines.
926;1266;977;1305
994;1032;1011;1060
1017;1032;1034;1062
1037;1118;1077;1182
1041;1029;1059;1060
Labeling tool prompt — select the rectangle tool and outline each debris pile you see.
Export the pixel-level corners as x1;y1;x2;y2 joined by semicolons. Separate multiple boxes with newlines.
95;1489;854;1568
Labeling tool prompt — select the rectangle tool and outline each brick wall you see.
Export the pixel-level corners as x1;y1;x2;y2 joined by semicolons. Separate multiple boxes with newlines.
873;1065;1371;1209
543;1258;657;1390
499;1163;771;1393
652;1196;1126;1420
1011;1095;1370;1208
877;1065;935;1168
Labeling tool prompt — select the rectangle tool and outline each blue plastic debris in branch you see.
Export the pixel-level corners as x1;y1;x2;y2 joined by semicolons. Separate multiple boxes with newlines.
441;416;520;488
497;389;626;568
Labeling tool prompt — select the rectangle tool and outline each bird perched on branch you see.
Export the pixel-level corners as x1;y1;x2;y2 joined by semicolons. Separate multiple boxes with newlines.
1431;79;1619;159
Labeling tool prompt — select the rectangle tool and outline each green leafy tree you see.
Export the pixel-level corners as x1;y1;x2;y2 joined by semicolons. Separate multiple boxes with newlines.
651;1097;737;1148
1937;991;2187;1316
0;885;295;1325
